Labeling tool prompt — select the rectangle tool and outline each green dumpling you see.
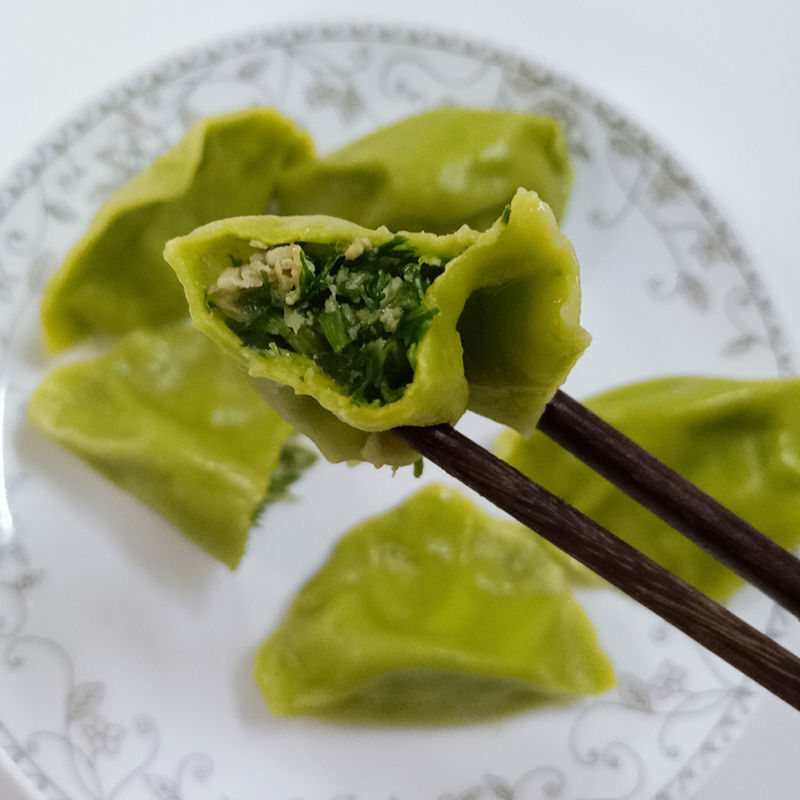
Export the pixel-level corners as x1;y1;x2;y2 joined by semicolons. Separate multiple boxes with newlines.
255;484;615;723
28;325;299;568
164;188;589;466
273;107;573;231
497;376;800;602
41;107;314;352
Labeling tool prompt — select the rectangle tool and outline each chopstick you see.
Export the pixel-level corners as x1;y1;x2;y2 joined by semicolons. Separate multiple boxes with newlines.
539;390;800;618
394;409;800;712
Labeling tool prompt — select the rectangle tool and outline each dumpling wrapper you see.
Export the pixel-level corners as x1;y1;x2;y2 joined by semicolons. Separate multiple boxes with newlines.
41;107;314;352
255;484;615;723
497;376;800;602
273;107;574;231
165;189;590;466
28;325;296;569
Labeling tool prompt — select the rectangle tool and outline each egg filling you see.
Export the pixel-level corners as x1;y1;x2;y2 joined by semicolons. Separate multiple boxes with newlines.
207;237;446;405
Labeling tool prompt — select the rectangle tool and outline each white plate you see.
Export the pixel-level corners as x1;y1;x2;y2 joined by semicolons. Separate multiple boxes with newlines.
1;24;797;800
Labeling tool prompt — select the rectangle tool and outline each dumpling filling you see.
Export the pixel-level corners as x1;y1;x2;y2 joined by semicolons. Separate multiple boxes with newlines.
207;237;446;405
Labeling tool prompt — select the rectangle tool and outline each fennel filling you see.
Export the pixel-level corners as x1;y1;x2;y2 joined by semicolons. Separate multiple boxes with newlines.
207;237;446;405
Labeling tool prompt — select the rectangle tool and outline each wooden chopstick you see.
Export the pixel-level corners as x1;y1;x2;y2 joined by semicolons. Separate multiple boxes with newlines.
539;390;800;618
394;419;800;712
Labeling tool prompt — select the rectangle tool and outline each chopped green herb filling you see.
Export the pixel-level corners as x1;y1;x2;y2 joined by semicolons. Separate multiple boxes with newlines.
207;237;446;405
265;438;319;503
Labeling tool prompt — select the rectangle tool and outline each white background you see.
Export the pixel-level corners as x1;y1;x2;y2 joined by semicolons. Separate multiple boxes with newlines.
1;1;799;798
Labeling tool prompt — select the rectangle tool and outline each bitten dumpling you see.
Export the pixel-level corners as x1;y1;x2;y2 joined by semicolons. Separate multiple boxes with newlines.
497;376;800;601
28;325;301;568
273;107;574;231
255;484;615;723
41;107;314;352
165;189;590;466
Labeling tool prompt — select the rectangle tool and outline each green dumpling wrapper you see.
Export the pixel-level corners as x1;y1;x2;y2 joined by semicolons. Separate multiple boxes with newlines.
165;189;590;466
273;107;574;231
41;107;314;352
255;484;615;723
28;325;295;568
496;376;800;602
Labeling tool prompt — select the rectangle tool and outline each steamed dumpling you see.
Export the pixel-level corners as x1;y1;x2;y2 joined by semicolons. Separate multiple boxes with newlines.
273;107;574;231
255;484;615;723
28;325;301;568
41;108;313;351
497;376;800;601
165;189;589;466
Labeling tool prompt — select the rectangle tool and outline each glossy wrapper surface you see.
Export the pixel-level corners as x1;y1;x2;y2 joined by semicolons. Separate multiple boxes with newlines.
40;107;314;352
274;107;573;231
497;376;800;601
255;484;615;723
28;325;294;568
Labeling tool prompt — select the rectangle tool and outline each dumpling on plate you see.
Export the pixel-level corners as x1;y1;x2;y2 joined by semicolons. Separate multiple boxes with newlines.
41;107;314;352
28;325;308;568
497;376;800;601
273;107;574;231
255;484;615;723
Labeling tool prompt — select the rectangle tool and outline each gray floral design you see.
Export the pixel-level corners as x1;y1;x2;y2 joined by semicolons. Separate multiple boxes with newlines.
0;23;796;800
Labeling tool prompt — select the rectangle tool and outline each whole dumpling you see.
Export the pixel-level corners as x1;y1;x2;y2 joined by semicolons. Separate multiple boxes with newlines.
255;484;615;723
28;325;301;568
41;107;314;351
497;376;800;601
273;107;574;231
